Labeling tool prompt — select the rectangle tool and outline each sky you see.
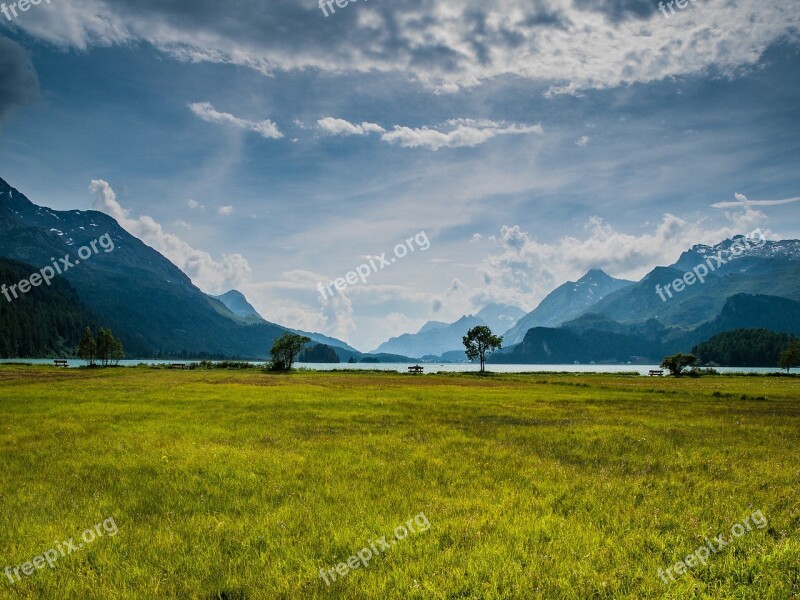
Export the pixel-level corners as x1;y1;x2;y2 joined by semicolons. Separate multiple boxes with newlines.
1;0;799;351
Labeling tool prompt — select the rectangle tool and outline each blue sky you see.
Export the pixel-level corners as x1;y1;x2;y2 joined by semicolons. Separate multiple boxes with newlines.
1;0;799;350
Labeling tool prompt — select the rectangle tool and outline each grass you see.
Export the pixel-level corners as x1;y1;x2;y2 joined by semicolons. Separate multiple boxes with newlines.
0;366;798;599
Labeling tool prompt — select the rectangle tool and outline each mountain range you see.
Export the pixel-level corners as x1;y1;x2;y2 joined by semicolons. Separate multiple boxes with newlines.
489;236;800;364
372;235;800;363
370;304;525;357
3;175;799;364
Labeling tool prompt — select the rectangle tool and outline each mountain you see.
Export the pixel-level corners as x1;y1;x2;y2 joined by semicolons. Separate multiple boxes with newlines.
586;238;800;328
495;326;661;364
417;321;449;334
0;176;317;359
213;290;263;322
0;175;410;360
370;303;525;358
503;269;634;344
492;293;800;365
372;315;485;358
671;294;800;349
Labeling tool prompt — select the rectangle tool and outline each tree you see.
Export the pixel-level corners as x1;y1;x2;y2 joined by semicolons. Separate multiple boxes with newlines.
95;328;116;367
463;326;503;374
77;327;96;366
661;353;697;377
111;338;125;366
298;343;340;364
269;334;311;371
778;339;800;373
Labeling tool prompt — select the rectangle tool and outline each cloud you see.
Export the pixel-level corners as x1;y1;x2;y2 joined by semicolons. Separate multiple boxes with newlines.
7;0;797;94
242;270;358;342
315;116;542;150
470;234;482;243
174;219;191;229
187;199;205;211
317;117;385;136
188;102;283;139
381;119;543;151
90;179;251;293
576;135;590;147
0;37;39;122
711;193;800;209
218;205;234;216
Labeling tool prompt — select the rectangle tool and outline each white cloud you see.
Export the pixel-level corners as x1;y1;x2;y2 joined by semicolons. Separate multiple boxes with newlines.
187;199;204;211
315;116;542;150
174;219;191;229
218;205;234;216
317;117;385;136
711;193;800;209
576;135;590;147
10;0;797;94
381;119;543;151
188;102;283;139
470;234;482;243
242;270;358;343
90;179;251;293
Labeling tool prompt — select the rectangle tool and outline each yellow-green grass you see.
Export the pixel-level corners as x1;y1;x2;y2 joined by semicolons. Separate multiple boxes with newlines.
0;366;798;599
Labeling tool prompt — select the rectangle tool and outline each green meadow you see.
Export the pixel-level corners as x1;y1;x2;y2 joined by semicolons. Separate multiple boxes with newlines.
0;366;798;599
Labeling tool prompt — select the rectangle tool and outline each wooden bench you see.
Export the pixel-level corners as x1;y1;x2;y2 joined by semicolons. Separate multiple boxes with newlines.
170;363;188;370
53;359;69;368
408;365;424;374
648;369;664;377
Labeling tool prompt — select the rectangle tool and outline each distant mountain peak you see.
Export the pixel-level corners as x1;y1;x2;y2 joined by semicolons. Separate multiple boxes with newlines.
213;289;264;321
417;321;449;334
502;269;634;345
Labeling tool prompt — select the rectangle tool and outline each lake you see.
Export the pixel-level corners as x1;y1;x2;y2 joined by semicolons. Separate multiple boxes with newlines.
0;359;786;375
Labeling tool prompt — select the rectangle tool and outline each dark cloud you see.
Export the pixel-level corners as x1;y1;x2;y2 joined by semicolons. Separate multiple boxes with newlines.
0;37;38;121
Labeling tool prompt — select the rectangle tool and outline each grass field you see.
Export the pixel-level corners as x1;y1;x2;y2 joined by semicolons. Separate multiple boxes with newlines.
0;366;798;599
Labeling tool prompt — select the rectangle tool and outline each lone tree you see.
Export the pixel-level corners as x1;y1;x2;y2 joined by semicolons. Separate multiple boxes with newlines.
77;327;97;366
661;353;697;377
270;333;311;371
778;339;800;373
463;326;503;374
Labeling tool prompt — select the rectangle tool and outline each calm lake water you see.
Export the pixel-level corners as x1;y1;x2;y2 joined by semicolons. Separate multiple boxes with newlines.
0;359;785;375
